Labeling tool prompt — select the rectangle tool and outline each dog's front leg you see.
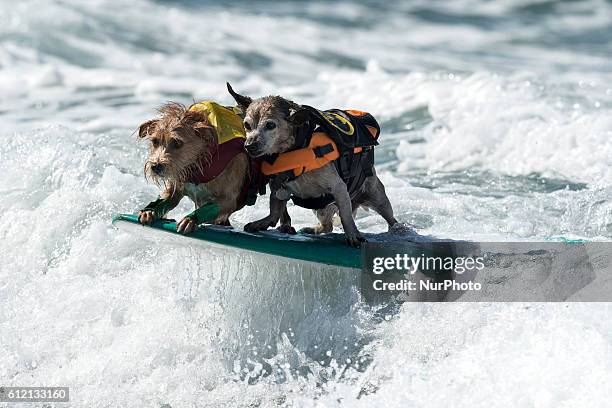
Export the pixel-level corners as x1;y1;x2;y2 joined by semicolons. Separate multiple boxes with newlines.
277;203;296;234
331;184;364;247
139;187;183;225
177;202;221;234
244;194;286;233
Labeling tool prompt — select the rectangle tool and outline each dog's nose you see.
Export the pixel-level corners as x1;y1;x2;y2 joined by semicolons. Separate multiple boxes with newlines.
151;163;165;175
244;142;259;155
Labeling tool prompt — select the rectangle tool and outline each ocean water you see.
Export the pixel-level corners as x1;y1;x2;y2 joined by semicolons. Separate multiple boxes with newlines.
0;0;611;406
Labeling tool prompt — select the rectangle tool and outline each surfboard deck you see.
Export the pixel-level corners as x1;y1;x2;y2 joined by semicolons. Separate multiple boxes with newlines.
113;213;364;268
112;213;448;269
112;214;589;272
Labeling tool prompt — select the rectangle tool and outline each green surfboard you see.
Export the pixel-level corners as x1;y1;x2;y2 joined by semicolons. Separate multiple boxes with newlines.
112;213;364;268
112;214;460;270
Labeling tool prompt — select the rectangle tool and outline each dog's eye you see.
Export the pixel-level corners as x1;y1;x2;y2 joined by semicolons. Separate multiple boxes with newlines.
243;121;252;131
171;139;183;149
265;121;276;130
151;138;160;147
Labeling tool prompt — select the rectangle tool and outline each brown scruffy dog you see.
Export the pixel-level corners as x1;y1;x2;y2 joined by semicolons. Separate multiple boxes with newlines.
137;102;252;234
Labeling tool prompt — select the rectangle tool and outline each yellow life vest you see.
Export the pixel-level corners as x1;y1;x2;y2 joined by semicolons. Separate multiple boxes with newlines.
188;101;245;144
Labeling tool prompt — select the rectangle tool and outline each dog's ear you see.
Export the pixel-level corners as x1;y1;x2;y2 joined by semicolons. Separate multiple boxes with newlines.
193;122;216;142
288;107;310;126
138;119;159;139
183;110;217;142
227;82;252;110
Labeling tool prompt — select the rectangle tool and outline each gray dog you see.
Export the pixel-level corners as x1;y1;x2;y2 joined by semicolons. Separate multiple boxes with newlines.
228;83;402;246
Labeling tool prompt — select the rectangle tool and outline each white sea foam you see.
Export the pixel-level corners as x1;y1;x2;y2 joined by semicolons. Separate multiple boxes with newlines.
1;0;611;406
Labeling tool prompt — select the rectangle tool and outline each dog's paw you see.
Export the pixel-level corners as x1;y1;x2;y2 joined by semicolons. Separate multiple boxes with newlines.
277;224;297;235
344;232;366;248
389;222;417;236
176;216;197;234
300;224;332;235
244;220;272;233
138;210;156;225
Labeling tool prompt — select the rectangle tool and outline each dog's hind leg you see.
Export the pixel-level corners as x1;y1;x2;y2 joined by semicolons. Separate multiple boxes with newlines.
362;172;398;228
301;205;335;235
361;173;415;234
215;218;231;227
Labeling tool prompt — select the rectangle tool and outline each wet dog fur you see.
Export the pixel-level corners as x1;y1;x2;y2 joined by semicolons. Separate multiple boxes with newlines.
227;83;400;246
137;102;250;234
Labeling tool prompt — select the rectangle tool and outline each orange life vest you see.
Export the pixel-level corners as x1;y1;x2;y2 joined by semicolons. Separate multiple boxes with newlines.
261;107;380;209
261;109;379;177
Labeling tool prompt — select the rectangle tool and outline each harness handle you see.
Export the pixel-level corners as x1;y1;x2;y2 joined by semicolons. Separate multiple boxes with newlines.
313;144;335;158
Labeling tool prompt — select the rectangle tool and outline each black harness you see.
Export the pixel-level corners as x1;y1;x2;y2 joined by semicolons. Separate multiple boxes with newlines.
264;107;380;209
